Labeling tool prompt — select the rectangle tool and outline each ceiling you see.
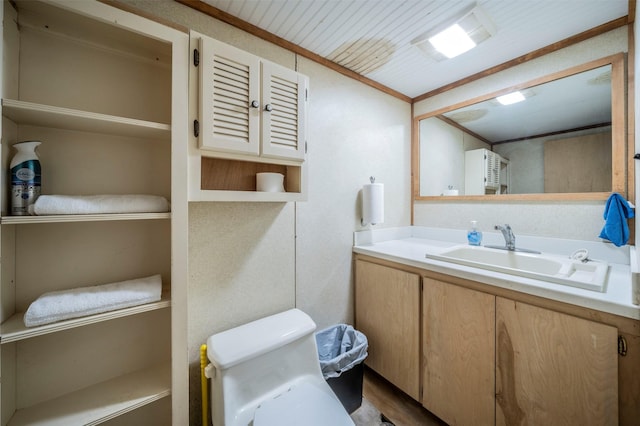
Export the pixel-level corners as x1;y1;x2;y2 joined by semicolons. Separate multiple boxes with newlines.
440;64;612;143
197;0;629;99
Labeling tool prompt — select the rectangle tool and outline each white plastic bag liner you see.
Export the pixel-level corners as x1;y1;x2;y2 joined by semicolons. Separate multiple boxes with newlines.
315;324;368;379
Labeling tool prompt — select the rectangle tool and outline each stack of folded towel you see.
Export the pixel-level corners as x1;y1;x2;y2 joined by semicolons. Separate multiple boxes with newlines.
23;274;162;327
30;194;170;215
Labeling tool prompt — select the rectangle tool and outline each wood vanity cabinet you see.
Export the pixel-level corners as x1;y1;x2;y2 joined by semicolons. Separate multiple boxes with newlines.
422;277;496;425
354;255;638;425
354;260;421;400
495;297;618;426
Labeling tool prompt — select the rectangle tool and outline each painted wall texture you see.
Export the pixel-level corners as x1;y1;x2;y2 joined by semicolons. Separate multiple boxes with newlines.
118;1;411;424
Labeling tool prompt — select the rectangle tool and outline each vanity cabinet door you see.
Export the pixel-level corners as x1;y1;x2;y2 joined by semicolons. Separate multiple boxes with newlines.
496;298;618;426
422;278;495;426
354;260;420;400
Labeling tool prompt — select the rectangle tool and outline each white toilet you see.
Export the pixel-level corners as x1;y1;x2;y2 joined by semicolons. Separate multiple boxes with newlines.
206;308;356;426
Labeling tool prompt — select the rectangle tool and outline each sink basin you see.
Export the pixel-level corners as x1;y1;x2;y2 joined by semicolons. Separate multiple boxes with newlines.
425;245;609;292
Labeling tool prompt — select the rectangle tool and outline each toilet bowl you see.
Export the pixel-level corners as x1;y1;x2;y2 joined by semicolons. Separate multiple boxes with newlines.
206;308;355;426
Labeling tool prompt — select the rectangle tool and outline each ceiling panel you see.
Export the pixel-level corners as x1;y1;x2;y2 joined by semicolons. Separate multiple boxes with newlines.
199;0;628;99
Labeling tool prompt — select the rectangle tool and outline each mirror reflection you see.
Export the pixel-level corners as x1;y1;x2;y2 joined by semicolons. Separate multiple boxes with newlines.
419;64;613;197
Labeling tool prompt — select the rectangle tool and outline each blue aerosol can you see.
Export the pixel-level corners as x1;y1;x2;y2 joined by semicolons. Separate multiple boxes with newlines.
10;141;41;215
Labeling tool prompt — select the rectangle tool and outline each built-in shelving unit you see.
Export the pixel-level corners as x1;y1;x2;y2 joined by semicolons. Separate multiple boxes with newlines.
1;293;171;343
0;1;189;424
1;212;171;225
7;362;171;426
2;99;171;140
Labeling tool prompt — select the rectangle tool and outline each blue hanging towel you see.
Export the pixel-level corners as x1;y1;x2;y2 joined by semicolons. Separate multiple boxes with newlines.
599;192;635;247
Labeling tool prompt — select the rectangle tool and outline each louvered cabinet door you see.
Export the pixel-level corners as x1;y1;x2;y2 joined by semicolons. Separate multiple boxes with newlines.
261;61;307;161
199;36;261;155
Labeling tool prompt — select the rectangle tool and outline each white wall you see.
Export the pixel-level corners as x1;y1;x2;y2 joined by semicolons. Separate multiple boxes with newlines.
414;27;628;241
295;57;411;328
420;117;490;196
118;2;411;424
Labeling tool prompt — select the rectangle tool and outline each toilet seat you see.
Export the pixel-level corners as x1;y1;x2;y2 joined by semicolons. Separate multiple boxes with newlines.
253;380;354;426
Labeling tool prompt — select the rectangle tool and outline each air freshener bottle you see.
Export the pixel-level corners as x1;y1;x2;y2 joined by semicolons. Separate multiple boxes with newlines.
10;141;41;216
467;220;482;246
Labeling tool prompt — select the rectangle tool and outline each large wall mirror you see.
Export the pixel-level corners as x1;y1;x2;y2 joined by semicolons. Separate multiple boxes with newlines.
414;53;626;201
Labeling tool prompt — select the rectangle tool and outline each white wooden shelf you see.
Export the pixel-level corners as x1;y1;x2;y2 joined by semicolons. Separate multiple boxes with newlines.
7;362;171;426
1;212;171;225
1;293;171;344
2;99;171;140
190;189;306;202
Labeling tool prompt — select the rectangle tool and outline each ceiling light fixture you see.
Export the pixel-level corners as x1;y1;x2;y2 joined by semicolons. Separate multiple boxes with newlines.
412;4;496;61
428;24;476;58
496;91;526;105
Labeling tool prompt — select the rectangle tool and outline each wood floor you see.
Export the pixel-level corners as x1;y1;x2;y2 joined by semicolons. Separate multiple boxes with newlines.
363;366;447;426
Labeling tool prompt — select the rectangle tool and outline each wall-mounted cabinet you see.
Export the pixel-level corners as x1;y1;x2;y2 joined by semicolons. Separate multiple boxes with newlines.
465;148;509;195
188;31;308;202
0;1;189;424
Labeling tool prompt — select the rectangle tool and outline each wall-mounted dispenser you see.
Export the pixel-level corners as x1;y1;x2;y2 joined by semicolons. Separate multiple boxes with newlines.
362;176;384;226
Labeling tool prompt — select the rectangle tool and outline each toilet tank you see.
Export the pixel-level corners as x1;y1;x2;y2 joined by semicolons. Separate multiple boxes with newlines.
207;309;325;426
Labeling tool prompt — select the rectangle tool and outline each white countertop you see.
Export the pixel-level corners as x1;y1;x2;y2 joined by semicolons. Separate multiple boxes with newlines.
353;227;640;320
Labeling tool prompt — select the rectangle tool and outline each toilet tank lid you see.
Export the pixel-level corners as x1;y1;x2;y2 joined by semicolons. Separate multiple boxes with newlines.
207;308;317;370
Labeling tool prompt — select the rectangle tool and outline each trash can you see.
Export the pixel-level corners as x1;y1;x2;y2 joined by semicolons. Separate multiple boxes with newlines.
315;324;368;414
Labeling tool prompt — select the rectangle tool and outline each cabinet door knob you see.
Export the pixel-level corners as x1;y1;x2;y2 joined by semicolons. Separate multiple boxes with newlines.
250;100;260;108
264;104;273;112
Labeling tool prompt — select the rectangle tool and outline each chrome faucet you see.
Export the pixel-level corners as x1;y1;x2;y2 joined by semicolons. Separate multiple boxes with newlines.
485;224;541;254
495;224;516;251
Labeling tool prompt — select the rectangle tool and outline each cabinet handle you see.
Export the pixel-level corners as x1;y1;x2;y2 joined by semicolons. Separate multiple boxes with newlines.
618;335;628;356
250;100;260;108
264;104;273;112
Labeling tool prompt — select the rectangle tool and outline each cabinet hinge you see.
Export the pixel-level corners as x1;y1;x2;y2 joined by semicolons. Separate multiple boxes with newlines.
193;48;200;67
193;119;200;137
305;141;308;154
618;335;628;356
305;88;308;101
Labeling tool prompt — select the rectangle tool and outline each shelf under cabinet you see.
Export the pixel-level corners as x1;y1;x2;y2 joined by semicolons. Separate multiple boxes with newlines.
192;156;306;201
1;212;171;225
2;99;171;140
1;293;171;344
7;362;171;426
192;189;306;202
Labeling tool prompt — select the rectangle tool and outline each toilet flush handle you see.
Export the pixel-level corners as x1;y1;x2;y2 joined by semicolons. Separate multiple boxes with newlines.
204;363;215;379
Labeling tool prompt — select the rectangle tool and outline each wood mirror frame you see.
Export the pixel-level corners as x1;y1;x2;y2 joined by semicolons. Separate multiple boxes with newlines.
412;53;627;202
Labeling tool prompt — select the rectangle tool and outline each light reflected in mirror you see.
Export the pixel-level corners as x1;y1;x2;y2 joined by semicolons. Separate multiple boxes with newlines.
416;54;624;200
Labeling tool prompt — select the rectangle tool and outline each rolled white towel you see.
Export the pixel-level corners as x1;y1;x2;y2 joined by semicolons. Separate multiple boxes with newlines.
24;274;162;327
32;194;170;215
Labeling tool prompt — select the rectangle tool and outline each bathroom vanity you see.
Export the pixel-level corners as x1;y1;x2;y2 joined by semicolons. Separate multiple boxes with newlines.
353;227;639;426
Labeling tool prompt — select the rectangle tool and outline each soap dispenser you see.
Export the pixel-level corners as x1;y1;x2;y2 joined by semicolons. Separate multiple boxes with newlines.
467;221;482;246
